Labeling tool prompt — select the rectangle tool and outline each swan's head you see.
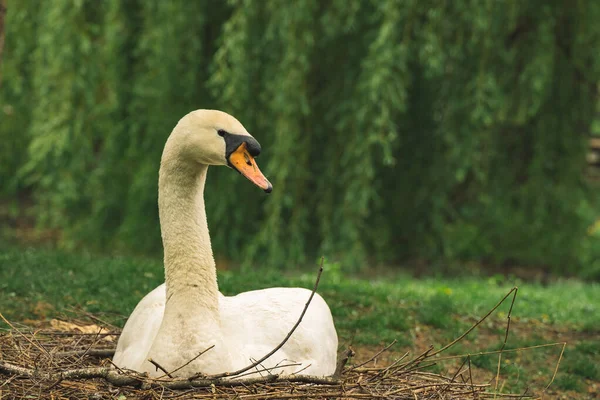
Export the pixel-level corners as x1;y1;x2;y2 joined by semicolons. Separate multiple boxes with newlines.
168;109;272;193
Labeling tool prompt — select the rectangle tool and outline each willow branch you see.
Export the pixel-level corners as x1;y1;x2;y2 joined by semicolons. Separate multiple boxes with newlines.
0;0;6;87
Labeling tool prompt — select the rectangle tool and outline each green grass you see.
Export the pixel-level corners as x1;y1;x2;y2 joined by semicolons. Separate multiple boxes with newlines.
554;373;584;392
1;245;599;395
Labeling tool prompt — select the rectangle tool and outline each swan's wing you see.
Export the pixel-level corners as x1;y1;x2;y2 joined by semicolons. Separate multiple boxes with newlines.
113;284;166;370
220;287;338;375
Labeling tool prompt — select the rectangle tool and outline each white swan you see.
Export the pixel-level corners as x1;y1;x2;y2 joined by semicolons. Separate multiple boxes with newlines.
113;110;338;378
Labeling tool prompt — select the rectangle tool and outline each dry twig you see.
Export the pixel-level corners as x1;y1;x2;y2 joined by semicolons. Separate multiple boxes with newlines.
149;358;173;378
54;348;116;357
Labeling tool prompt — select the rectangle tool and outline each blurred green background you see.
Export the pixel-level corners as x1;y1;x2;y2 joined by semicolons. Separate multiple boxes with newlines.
2;0;600;277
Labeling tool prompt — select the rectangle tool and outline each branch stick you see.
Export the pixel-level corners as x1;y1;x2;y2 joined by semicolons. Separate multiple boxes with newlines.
0;312;51;357
429;287;518;357
54;348;116;357
434;342;566;362
168;345;215;379
207;258;325;379
439;355;469;394
367;350;411;382
65;307;119;330
234;362;303;379
0;360;143;386
348;340;395;371
467;355;475;397
397;346;432;373
0;360;339;389
0;331;119;337
148;358;173;378
494;287;518;399
333;348;354;378
543;341;566;395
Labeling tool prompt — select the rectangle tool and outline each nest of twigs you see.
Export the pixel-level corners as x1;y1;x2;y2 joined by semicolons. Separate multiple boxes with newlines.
0;326;491;400
0;272;564;399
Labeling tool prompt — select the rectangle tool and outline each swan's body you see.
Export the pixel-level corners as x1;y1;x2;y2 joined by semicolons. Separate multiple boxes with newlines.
113;110;338;378
114;284;337;376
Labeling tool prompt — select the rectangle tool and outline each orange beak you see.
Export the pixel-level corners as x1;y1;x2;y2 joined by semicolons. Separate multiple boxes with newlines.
228;143;272;193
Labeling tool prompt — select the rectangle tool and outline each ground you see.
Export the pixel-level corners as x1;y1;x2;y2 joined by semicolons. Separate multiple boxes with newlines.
0;245;599;398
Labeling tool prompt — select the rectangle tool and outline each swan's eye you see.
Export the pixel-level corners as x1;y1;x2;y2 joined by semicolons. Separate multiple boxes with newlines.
217;129;227;137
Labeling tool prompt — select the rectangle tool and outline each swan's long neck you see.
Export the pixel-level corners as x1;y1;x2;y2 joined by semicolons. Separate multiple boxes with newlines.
158;156;219;317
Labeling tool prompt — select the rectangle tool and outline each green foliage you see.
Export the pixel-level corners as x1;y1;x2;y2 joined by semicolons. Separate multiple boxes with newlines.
2;245;599;338
560;349;600;383
575;340;600;356
417;291;456;329
469;349;498;372
554;373;584;392
2;1;600;274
